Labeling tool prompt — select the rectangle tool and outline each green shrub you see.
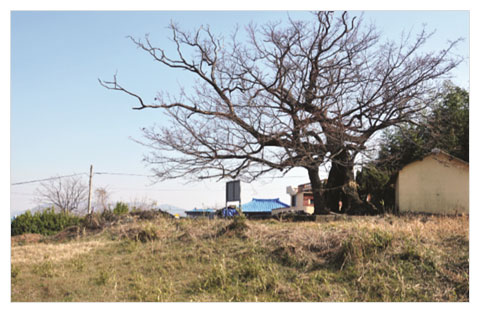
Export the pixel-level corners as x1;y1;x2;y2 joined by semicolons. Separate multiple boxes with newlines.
113;202;129;215
11;208;83;236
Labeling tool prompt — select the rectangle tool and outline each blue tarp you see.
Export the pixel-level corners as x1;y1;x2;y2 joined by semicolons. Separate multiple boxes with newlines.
221;207;239;217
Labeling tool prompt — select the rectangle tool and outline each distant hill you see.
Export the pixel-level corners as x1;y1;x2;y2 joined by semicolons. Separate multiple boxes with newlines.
157;204;187;217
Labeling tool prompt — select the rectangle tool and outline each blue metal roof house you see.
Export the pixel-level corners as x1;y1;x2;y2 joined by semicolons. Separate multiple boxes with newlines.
241;198;289;218
185;208;216;219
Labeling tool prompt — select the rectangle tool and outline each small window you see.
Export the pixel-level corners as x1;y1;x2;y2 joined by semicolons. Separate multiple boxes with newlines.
291;195;296;207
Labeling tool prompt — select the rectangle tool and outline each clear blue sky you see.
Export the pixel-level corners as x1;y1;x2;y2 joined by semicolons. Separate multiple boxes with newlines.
10;11;469;216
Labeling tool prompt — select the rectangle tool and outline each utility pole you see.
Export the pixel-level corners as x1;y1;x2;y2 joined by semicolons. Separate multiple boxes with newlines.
87;164;93;215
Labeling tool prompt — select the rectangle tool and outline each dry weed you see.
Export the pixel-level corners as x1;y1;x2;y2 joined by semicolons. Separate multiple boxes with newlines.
12;240;108;264
11;233;44;246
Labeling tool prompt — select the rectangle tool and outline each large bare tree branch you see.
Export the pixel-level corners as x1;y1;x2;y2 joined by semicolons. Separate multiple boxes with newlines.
100;11;462;213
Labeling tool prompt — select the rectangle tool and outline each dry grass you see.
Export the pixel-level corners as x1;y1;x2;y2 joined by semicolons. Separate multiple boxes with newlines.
12;240;108;264
11;214;469;302
11;233;44;246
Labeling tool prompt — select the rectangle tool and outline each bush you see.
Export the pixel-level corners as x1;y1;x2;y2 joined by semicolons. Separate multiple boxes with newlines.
130;209;157;220
100;209;118;222
11;208;83;236
136;224;159;243
113;202;129;215
217;215;249;238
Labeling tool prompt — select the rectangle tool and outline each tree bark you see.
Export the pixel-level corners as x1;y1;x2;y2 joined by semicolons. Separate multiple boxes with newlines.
325;150;380;215
307;167;330;215
325;150;352;213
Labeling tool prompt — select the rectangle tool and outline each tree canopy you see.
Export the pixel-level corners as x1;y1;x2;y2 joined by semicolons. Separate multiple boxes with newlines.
356;83;469;211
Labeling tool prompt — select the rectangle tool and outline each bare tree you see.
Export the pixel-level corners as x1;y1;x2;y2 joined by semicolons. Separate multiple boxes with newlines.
100;11;461;215
36;176;88;214
129;196;158;211
94;186;111;213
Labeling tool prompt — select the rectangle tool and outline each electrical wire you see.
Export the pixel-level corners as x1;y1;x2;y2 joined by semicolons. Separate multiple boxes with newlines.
11;173;88;186
11;171;310;186
108;187;223;192
94;172;152;177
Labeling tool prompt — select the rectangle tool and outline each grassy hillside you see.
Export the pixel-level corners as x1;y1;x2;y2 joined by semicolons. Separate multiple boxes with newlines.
11;214;469;302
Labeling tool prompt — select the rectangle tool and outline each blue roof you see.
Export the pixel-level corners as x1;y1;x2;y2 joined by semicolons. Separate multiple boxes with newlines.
241;198;289;213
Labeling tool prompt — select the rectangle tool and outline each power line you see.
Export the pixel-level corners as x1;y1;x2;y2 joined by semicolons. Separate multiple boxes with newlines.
108;187;223;192
94;172;152;177
11;173;88;186
11;170;310;187
10;171;151;186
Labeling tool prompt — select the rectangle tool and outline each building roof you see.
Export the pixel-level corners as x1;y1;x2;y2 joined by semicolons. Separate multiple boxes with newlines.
398;148;469;173
428;148;468;165
241;198;289;213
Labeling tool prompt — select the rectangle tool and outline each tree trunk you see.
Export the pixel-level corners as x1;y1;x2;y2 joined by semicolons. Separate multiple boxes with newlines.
325;150;353;213
325;150;380;215
307;167;330;215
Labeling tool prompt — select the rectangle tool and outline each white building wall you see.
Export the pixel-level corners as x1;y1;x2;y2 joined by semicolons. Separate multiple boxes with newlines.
395;153;469;214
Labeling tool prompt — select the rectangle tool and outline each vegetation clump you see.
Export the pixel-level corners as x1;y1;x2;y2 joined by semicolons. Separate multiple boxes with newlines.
130;209;172;220
135;224;159;243
100;209;119;222
113;202;129;215
217;215;249;238
11;208;83;236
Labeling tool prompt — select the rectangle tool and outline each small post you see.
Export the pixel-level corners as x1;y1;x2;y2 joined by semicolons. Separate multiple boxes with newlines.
87;165;93;215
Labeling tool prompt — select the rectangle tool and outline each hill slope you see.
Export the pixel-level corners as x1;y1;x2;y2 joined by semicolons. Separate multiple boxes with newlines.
11;214;469;302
